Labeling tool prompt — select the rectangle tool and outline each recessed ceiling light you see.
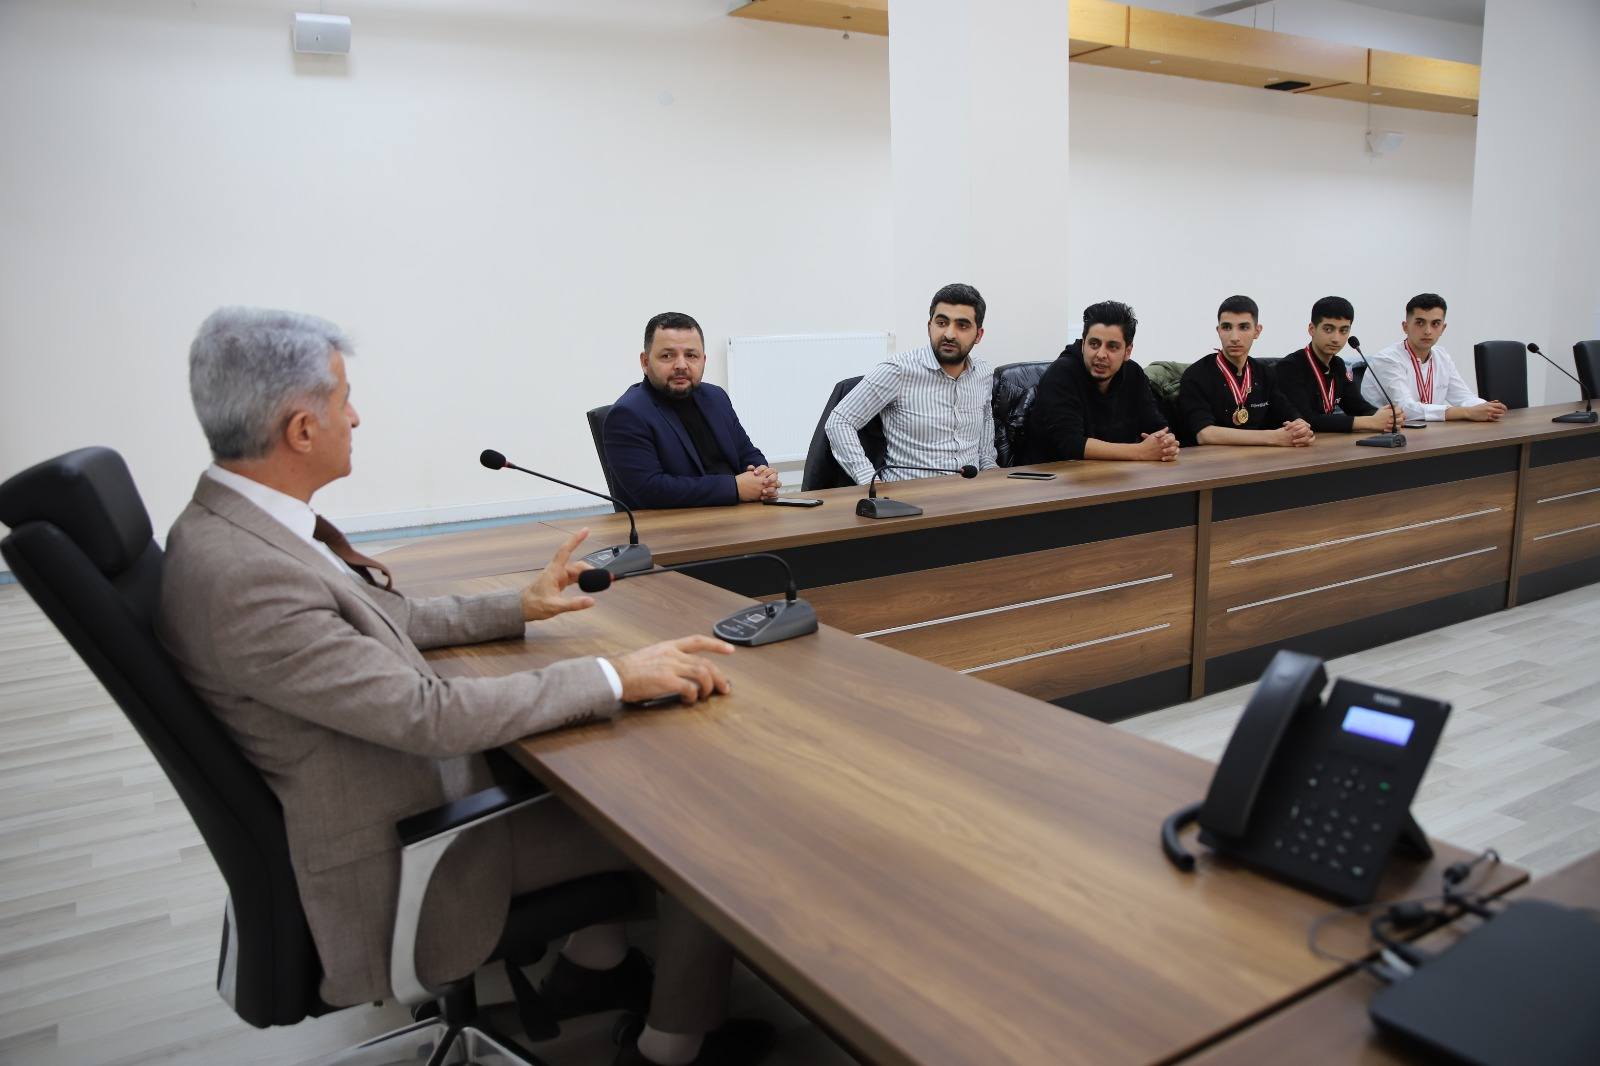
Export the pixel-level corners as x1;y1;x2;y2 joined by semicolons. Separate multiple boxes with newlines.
1149;58;1163;65
1371;90;1383;97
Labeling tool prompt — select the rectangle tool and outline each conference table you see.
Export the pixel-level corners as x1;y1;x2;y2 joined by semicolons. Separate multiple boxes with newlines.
378;412;1600;1065
398;405;1600;721
417;571;1525;1066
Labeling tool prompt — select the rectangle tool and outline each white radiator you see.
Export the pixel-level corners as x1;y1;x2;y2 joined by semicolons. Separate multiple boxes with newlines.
726;331;894;464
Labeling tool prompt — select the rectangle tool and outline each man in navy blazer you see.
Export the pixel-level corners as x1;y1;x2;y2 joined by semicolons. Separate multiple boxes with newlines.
604;312;779;510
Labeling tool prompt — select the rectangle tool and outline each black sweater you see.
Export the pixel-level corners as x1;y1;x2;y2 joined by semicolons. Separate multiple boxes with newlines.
1273;347;1376;433
1177;353;1299;446
1022;343;1168;463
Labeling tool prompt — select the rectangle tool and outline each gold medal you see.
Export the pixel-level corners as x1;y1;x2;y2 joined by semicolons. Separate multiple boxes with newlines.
1215;352;1254;430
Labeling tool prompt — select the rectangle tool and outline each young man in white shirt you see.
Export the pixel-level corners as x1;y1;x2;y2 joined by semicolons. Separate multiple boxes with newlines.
1358;293;1507;423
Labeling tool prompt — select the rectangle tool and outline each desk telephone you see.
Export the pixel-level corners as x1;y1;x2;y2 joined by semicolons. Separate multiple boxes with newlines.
1163;650;1450;904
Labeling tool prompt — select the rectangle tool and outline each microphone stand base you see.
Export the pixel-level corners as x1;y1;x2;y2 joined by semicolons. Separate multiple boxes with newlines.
856;497;924;519
713;598;819;646
1357;432;1407;449
585;542;654;576
1553;409;1599;424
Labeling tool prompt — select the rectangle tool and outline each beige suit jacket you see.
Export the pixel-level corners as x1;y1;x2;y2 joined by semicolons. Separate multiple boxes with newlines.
157;475;618;1005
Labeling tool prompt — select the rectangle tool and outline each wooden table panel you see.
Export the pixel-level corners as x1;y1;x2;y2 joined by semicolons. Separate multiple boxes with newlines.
1206;475;1515;658
1207;546;1510;659
1181;851;1600;1066
1518;457;1600;574
425;574;1524;1066
1208;474;1515;575
802;526;1191;636
872;559;1191;674
965;612;1193;703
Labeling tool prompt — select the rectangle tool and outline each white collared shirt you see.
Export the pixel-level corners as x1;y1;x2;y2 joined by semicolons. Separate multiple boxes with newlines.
1359;341;1484;422
204;464;351;577
204;464;624;700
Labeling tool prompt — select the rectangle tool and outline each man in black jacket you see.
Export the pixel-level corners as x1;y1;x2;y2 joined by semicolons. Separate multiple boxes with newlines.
1022;301;1177;464
1178;295;1313;448
1274;296;1398;435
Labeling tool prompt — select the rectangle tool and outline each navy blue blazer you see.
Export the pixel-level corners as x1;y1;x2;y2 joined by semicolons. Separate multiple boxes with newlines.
603;380;768;510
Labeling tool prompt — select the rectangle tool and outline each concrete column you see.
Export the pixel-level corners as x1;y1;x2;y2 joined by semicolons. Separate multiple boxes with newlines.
888;0;1071;361
1464;0;1600;403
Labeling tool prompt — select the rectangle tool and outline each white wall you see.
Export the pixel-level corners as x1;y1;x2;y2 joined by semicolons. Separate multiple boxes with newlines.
2;0;1492;552
889;0;1071;364
1463;0;1600;407
0;0;891;535
1066;63;1477;368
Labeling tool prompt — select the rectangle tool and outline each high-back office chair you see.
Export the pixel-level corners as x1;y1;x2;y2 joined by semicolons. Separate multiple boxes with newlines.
1474;341;1530;410
585;404;625;512
0;448;645;1065
1572;341;1600;405
802;375;887;491
990;361;1051;466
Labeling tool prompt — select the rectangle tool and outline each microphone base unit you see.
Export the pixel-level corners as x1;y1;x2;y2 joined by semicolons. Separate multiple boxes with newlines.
1553;409;1599;424
856;497;924;519
584;542;654;576
712;598;819;646
1356;432;1407;449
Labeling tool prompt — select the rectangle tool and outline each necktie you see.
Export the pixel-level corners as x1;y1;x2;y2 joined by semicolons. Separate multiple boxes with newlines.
312;514;396;592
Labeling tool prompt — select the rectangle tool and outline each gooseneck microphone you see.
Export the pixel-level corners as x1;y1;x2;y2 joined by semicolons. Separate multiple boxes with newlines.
857;463;979;520
577;552;818;646
1348;337;1407;449
1527;342;1599;424
478;449;653;576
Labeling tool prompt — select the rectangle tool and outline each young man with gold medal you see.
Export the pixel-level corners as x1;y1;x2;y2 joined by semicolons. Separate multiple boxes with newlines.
1177;295;1314;448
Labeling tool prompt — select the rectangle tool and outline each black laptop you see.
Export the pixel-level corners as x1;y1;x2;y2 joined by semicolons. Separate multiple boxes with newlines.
1369;900;1600;1065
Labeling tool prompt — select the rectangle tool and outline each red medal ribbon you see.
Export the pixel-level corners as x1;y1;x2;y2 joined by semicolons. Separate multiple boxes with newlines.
1405;340;1435;404
1215;351;1252;408
1304;345;1336;414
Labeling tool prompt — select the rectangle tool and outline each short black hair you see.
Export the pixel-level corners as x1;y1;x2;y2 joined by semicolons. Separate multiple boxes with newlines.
1406;293;1447;318
929;283;986;328
1217;295;1259;321
1310;296;1355;325
1082;300;1137;345
643;312;704;351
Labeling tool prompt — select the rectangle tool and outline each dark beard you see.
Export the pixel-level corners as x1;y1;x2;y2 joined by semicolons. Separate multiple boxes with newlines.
646;375;698;399
934;345;968;366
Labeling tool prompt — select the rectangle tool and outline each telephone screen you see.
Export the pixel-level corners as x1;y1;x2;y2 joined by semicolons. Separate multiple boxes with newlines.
1341;706;1415;747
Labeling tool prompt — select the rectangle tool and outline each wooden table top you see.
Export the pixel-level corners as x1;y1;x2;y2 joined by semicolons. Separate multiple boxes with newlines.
519;406;1593;569
1181;850;1600;1065
386;520;575;596
424;574;1525;1066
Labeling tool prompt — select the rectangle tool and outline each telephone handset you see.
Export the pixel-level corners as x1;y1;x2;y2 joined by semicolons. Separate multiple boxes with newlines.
1163;649;1451;904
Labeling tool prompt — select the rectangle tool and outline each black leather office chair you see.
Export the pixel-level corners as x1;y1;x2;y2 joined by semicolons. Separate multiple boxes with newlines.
0;448;646;1065
990;361;1051;467
801;375;887;491
1474;341;1529;410
1573;341;1600;405
585;404;625;513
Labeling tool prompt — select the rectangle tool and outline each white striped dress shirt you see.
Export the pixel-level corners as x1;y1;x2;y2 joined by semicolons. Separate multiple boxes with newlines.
825;346;998;484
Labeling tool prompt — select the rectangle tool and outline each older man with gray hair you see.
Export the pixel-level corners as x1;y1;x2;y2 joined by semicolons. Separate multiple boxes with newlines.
159;307;775;1066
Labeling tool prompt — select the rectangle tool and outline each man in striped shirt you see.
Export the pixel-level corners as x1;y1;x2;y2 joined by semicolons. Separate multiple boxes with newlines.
826;283;999;484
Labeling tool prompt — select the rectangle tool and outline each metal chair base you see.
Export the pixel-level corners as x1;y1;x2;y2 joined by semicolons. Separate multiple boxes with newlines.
325;1017;546;1066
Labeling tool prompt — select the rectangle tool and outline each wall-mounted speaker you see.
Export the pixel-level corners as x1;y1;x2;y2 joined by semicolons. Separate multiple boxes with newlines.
292;13;351;55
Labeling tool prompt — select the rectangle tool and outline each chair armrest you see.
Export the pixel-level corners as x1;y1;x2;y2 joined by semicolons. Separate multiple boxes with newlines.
390;777;554;1005
395;778;549;846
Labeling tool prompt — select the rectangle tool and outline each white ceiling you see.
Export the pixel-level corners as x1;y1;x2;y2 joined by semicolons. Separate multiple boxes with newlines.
1342;0;1485;26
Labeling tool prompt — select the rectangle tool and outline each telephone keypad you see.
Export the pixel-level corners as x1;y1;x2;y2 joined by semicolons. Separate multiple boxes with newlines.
1279;758;1400;884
